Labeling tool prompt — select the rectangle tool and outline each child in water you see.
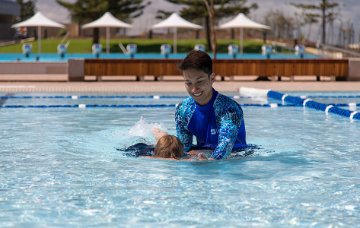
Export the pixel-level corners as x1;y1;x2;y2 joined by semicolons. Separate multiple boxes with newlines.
152;127;207;160
153;134;184;159
119;128;207;160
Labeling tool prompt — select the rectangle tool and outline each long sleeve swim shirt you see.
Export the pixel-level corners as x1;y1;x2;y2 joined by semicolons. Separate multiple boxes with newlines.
175;90;246;160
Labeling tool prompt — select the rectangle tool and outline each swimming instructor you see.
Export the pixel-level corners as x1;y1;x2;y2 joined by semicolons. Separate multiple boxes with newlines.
175;50;247;160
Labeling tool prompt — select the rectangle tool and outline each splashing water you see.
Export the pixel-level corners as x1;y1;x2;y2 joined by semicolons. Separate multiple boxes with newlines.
128;116;166;141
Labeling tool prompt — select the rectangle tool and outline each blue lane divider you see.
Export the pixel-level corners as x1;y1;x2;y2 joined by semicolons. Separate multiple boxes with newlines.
267;91;360;121
0;95;252;100
307;95;360;98
0;104;177;109
0;104;263;109
0;95;176;99
1;95;360;100
0;103;303;109
0;103;358;109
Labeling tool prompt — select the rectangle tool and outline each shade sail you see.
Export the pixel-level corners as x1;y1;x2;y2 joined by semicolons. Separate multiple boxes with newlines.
82;12;132;54
152;13;202;29
152;13;202;53
12;12;65;28
219;13;270;30
12;12;65;55
82;12;132;29
219;13;270;54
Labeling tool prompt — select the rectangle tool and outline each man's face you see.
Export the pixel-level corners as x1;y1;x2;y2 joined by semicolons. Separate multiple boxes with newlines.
183;68;215;105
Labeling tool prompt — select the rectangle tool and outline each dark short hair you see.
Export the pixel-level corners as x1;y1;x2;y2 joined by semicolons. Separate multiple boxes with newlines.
178;50;212;75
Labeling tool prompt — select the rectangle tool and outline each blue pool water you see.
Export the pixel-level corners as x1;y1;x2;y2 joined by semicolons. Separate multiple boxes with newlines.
0;52;319;62
0;92;359;226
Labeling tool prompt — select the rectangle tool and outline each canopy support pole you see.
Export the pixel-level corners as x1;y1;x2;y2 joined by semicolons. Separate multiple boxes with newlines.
38;26;41;54
240;27;244;54
106;27;110;54
174;27;177;54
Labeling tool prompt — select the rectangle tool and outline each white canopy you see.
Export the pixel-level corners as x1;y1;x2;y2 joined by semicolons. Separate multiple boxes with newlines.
152;13;202;29
82;12;132;53
12;12;65;28
152;13;202;53
82;12;132;29
12;12;65;54
219;13;270;54
219;13;270;30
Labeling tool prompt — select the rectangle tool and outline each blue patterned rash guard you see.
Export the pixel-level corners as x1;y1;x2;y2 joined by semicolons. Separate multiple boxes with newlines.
175;90;247;160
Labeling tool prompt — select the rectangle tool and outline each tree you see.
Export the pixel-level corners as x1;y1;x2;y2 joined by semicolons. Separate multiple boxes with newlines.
158;0;258;53
56;0;150;44
303;13;319;41
291;0;339;44
202;0;217;58
16;0;36;21
264;10;296;41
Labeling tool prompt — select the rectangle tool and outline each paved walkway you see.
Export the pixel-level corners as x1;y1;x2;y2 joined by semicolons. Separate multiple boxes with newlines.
0;81;360;93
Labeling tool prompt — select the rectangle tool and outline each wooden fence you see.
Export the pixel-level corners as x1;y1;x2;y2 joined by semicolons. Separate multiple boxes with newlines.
79;59;349;81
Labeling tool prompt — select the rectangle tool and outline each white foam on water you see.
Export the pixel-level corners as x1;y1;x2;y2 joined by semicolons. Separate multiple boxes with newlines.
128;116;166;141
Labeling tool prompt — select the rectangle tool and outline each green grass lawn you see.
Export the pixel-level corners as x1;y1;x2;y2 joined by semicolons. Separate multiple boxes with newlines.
0;38;267;54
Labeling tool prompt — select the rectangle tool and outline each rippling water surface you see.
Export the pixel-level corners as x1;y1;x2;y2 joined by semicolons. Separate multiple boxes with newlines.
0;93;359;226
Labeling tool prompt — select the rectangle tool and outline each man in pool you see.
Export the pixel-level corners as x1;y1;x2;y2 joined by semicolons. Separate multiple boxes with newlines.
175;50;247;160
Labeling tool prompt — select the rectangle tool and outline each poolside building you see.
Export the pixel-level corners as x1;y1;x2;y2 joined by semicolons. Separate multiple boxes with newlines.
0;0;20;40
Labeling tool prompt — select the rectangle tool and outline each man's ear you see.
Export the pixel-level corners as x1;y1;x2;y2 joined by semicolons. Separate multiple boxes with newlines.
210;73;216;83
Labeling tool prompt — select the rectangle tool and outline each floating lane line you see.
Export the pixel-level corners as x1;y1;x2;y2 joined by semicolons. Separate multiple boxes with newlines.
239;87;360;121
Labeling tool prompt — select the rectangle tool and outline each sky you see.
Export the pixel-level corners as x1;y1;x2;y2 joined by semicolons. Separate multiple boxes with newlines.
34;0;360;43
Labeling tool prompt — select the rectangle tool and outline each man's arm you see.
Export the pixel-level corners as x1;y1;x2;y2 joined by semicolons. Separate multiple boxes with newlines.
211;109;242;160
175;104;193;152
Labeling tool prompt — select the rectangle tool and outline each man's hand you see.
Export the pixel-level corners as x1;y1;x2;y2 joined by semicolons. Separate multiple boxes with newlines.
188;150;214;160
197;152;207;160
187;150;200;156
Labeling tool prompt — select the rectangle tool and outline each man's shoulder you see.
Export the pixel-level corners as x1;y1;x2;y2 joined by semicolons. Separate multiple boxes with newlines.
176;97;196;116
178;96;194;107
214;93;241;110
214;93;244;124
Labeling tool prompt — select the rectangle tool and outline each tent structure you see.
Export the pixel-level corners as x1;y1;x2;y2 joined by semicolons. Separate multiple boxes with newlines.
152;13;202;53
82;12;132;53
12;12;65;54
219;13;270;54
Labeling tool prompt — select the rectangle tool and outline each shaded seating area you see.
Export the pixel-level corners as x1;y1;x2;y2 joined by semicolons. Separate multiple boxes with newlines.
12;12;65;56
82;12;132;54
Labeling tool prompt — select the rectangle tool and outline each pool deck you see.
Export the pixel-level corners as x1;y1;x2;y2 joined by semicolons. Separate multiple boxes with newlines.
0;80;360;93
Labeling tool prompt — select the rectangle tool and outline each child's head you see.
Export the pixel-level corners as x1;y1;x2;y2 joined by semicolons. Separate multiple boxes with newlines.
154;135;183;159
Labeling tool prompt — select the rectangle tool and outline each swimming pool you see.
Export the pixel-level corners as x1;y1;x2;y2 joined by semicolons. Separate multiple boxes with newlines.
0;52;319;62
0;92;359;226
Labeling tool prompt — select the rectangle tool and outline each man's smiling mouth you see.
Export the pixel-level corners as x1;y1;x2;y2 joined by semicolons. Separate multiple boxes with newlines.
193;92;203;97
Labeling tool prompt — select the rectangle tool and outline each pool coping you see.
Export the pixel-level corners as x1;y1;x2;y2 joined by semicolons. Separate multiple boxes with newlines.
0;81;360;93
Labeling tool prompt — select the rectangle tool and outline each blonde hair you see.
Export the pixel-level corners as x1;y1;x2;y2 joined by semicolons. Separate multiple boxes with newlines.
154;135;183;159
